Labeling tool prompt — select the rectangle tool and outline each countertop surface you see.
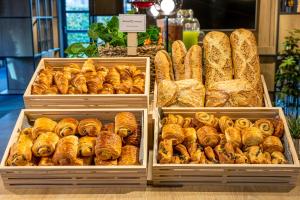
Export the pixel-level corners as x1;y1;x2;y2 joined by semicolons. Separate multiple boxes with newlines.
0;110;300;200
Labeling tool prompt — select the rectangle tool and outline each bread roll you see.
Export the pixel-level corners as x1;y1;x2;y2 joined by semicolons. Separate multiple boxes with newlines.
172;40;187;80
184;45;202;82
203;31;233;88
157;80;178;107
155;50;174;83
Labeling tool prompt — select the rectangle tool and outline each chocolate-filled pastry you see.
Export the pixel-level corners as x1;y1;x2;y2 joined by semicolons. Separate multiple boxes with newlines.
187;143;202;163
271;151;287;164
95;157;117;165
195;112;219;128
64;63;81;80
38;157;54;166
118;145;139;165
225;127;242;148
204;146;218;163
106;67;121;87
115;112;138;138
183;117;193;128
157;80;178;107
52;135;79;166
196;126;220;147
102;123;115;133
242;127;263;147
78;136;96;157
130;72;145;94
32;117;57;139
262;136;284;154
82;59;96;73
162;124;184;145
78;118;102;137
254;119;274;138
124;124;141;147
162;114;184;127
95;131;122;160
6;130;33;166
174;144;190;164
234;118;252;130
99;83;114;94
55;118;79;137
32;132;59;157
158;139;173;164
71;73;88;93
54;71;69;94
219;116;234;134
272;116;284;138
183;128;197;144
235;147;249;164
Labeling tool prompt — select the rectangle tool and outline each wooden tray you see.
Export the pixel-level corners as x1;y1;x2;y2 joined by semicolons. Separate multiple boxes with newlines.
0;109;148;189
23;57;150;109
153;75;273;109
152;107;300;187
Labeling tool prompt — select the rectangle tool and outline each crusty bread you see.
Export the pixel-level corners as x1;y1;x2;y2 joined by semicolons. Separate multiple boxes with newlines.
154;50;174;83
172;40;187;80
203;31;233;88
184;45;203;83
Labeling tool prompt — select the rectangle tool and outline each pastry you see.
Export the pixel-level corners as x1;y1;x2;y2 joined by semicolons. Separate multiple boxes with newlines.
32;132;59;157
242;127;263;147
124;124;141;147
52;135;79;165
99;83;114;94
204;146;218;163
174;144;190;164
235;147;249;164
78;118;102;137
183;117;193;128
172;40;187;80
155;50;174;83
64;63;81;80
225;127;242;148
78;136;96;157
271;151;287;164
254;119;274;138
71;73;88;93
234;118;252;130
85;73;103;94
96;65;109;79
162;114;184;127
214;144;235;164
81;59;96;73
171;156;181;164
262;136;284;153
157;80;178;107
187;143;202;163
102;123;115;133
31;82;48;94
32;117;57;139
272;116;284;138
194;112;218;128
196;126;220;147
246;146;271;164
183;128;197;144
38;157;54;166
158;139;173;164
80;156;94;165
95;157;117;165
162;124;184;145
115;112;138;138
219;116;234;134
55;118;78;137
95;131;122;160
54;71;69;94
106;67;121;87
118;145;139;165
44;85;58;94
184;45;202;82
130;72;145;94
219;134;227;146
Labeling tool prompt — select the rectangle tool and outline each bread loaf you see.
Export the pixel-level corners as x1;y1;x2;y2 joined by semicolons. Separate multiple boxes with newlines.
184;45;203;83
154;50;174;83
203;31;233;88
172;40;187;80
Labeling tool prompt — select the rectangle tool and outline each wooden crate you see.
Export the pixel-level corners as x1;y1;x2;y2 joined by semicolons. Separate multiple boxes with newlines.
152;107;300;187
24;57;150;109
0;109;148;189
153;75;273;109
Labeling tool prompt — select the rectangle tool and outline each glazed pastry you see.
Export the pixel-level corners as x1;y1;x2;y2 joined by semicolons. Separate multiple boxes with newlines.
162;114;184;127
118;145;139;165
262;136;284;153
55;118;78;137
254;119;274;138
102;123;115;133
86;73;103;94
157;80;178;107
54;71;69;94
183;117;193;128
6;130;33;166
235;147;249;164
203;31;233;88
271;151;287;164
177;81;206;107
32;117;57;139
158;139;173;164
81;59;96;73
78;136;96;157
219;116;234;134
195;112;218;128
204;146;218;163
95;157;117;165
64;63;81;80
78;118;102;137
183;128;197;144
162;124;184;145
184;45;202;82
172;40;187;80
52;135;79;166
124;124;141;147
106;67;121;87
130;72;145;94
115;112;138;138
187;143;202;163
242;127;263;147
272;116;284;138
174;144;190;164
196;126;220;147
234;118;252;130
95;131;122;160
71;73;88;93
225;127;242;148
38;157;54;166
32;132;59;157
155;50;174;83
99;83;115;94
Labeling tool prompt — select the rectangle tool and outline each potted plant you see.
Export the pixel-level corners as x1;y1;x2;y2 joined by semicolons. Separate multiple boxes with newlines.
287;116;300;158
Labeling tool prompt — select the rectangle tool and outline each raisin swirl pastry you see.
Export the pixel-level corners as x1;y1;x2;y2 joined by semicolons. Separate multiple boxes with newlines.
55;118;79;137
254;119;274;138
195;112;219;128
219;116;234;134
234;118;252;130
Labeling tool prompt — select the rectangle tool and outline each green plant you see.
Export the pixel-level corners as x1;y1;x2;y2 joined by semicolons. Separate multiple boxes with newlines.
288;116;300;139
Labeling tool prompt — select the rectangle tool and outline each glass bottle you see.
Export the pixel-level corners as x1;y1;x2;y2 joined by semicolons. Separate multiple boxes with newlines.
182;17;201;50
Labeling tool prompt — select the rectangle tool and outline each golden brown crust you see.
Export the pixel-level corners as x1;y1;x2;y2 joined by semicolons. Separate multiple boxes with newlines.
118;145;139;165
194;112;219;128
155;50;174;83
271;151;287;164
95;131;122;160
32;132;59;157
85;73;103;94
157;80;178;107
32;117;57;139
78;136;96;157
106;67;121;87
158;139;173;164
196;126;220;148
234;118;252;130
71;73;88;93
272;116;284;138
54;71;69;94
184;45;202;82
174;144;190;163
219;116;234;134
254;119;274;138
176;80;206;107
124;124;141;147
162;114;184;127
162;124;184;145
94;157;117;165
183;128;197;144
78;118;102;137
115;112;138;138
38;157;55;166
55;118;78;137
172;40;187;80
64;63;81;80
204;146;218;163
262;136;284;154
224;127;242;148
242;127;263;147
81;59;96;73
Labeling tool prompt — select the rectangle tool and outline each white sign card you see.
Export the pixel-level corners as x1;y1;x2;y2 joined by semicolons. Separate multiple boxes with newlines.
119;14;146;32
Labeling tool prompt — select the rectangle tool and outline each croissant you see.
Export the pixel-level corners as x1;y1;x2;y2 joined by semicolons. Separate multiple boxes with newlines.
225;127;242;148
124;124;141;147
254;119;274;138
262;136;284;153
52;135;79;165
31;82;48;94
32;117;57;139
162;114;184;127
272;116;284;138
195;112;219;128
81;59;96;73
242;127;263;147
54;71;69;94
86;73;103;94
116;66;133;91
95;131;122;160
271;151;287;164
118;145;139;165
187;143;202;163
78;136;96;157
68;85;82;94
115;112;138;138
38;157;54;166
204;146;218;163
36;69;53;86
234;118;252;130
158;139;173;164
174;144;190;164
96;65;109;80
115;83;130;94
219;116;234;133
196;126;220;147
55;118;78;137
71;73;88;93
183;117;193;128
64;63;81;80
98;83;115;94
78;118;102;137
44;85;58;94
32;132;59;157
95;157;118;165
183;128;197;144
235;147;249;164
130;73;145;94
106;67;121;87
162;124;184;145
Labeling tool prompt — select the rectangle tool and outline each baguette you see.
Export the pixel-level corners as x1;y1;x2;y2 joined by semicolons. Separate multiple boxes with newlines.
172;40;187;80
184;45;202;83
154;50;174;84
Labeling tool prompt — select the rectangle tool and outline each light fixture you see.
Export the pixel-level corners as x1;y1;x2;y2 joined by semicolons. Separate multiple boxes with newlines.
149;5;160;17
